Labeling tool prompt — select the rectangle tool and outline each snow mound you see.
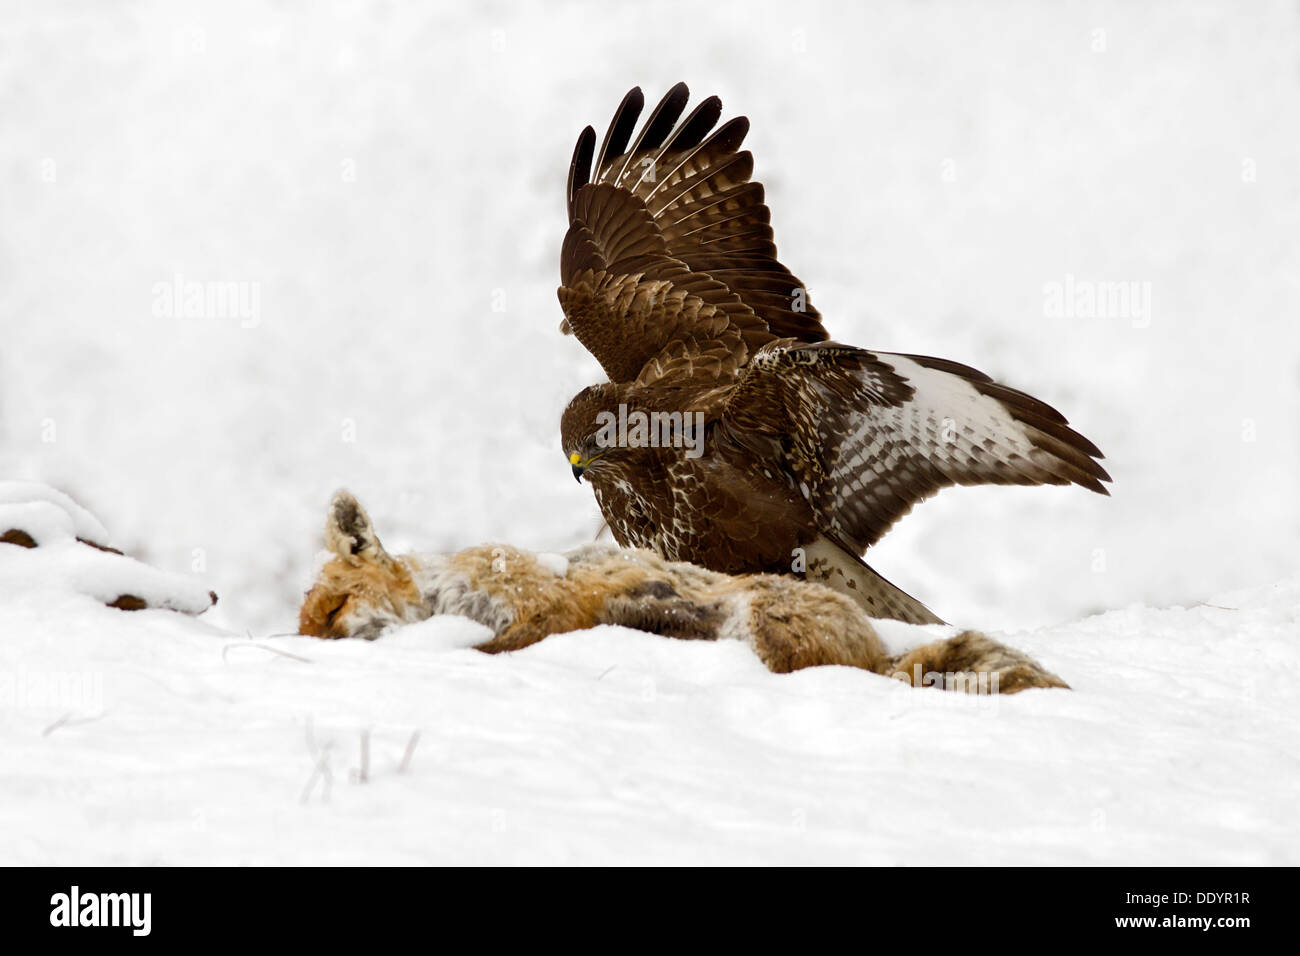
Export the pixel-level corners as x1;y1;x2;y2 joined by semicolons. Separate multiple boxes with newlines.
0;482;215;615
0;481;109;546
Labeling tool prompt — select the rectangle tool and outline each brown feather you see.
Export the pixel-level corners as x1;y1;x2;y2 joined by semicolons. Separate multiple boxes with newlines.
557;88;1112;623
558;85;828;385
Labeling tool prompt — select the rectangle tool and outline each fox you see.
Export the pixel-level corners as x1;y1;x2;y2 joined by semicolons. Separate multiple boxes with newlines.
299;491;1068;694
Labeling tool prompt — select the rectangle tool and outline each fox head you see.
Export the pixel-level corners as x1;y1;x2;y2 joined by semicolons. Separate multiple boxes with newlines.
298;490;424;639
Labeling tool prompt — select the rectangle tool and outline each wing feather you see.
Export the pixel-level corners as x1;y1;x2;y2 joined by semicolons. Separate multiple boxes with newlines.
594;87;644;181
614;81;689;188
566;126;595;219
559;85;827;384
720;343;1112;552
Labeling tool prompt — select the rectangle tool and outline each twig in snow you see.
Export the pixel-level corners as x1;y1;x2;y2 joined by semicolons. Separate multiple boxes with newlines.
42;713;71;737
42;712;105;737
398;730;421;774
301;744;334;804
300;716;335;802
350;729;370;784
222;642;313;664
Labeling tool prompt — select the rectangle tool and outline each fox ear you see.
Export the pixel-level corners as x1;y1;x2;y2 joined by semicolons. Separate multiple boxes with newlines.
325;490;392;565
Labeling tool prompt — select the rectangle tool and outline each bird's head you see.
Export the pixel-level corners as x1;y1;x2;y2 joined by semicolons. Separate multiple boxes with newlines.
560;383;630;483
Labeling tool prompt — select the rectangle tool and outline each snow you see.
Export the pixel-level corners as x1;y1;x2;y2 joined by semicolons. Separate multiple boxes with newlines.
0;489;215;614
533;551;571;578
870;618;963;657
2;0;1298;864
1;551;1296;864
0;482;109;546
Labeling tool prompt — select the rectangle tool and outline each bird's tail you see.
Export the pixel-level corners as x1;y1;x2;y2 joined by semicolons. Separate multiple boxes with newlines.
802;535;945;625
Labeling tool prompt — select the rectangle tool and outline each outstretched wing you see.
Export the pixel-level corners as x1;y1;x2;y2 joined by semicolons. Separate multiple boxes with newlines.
719;342;1112;553
560;83;828;386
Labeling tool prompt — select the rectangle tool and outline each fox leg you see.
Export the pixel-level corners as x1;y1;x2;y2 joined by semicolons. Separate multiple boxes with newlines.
723;576;892;674
479;564;730;652
473;602;595;654
884;630;1069;693
596;579;728;640
732;576;1066;692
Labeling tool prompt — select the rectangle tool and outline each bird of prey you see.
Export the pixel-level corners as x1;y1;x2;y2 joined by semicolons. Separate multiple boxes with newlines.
557;83;1110;624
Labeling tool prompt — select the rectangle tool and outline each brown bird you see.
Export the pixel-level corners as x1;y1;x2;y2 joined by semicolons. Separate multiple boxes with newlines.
558;83;1110;624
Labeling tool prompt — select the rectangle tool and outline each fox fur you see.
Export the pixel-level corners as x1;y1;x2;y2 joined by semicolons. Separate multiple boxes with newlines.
300;491;1068;694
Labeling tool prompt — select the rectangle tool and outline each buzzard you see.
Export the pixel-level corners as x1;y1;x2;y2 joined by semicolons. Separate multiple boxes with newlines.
557;84;1110;624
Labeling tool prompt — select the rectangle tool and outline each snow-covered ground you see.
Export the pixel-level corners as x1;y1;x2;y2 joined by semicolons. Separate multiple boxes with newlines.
2;522;1296;865
2;0;1298;864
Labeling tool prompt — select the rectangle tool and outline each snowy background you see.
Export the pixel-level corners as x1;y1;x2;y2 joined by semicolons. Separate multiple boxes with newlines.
2;0;1298;865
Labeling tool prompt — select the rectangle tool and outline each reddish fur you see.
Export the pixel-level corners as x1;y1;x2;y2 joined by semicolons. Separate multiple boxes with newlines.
299;492;1069;694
